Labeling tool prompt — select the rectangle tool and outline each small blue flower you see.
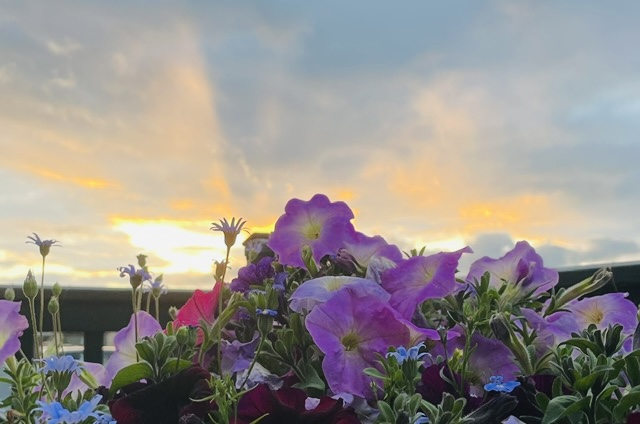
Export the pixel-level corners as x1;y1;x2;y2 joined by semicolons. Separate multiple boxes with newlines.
484;375;521;393
414;413;430;424
35;400;71;424
26;233;60;257
256;308;278;317
38;355;83;375
386;342;428;365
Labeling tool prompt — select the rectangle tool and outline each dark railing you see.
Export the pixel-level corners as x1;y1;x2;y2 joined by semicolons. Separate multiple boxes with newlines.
6;262;640;363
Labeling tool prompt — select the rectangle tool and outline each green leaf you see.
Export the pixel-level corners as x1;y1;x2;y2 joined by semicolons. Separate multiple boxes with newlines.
159;359;193;377
613;386;640;422
541;395;590;424
109;362;154;395
292;361;325;394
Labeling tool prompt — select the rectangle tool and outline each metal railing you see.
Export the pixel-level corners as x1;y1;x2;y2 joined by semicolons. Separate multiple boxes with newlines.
6;262;640;363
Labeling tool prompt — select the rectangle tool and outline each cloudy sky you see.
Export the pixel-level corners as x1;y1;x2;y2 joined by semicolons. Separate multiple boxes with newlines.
1;1;639;291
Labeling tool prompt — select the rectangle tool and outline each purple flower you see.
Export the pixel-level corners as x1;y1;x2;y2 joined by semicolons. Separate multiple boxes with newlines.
338;232;403;271
0;300;29;364
64;361;110;397
143;274;167;297
381;247;472;319
289;276;390;313
268;194;357;268
484;375;520;393
26;232;59;257
220;334;260;374
466;241;558;298
305;288;410;398
430;330;520;394
230;257;275;293
105;311;162;380
210;217;248;249
118;265;152;289
565;293;638;336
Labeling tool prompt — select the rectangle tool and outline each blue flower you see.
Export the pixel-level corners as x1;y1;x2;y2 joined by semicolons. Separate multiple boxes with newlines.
144;274;168;297
210;217;248;248
117;264;152;289
35;401;70;424
38;355;83;375
386;342;427;365
256;308;278;317
26;233;59;257
414;413;430;424
484;375;521;393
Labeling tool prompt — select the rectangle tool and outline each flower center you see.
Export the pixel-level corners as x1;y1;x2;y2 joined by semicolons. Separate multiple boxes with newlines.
302;220;322;240
340;332;361;351
585;306;604;324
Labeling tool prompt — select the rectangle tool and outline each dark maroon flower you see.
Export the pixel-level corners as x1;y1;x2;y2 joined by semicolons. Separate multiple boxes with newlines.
627;411;640;424
110;366;215;424
417;363;482;412
233;383;359;424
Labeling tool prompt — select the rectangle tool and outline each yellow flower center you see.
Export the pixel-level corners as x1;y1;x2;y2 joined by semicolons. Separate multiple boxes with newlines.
341;332;361;351
302;220;322;240
584;305;605;324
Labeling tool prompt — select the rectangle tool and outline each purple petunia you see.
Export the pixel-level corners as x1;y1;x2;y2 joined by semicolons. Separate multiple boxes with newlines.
381;247;472;319
305;288;410;398
0;300;29;364
289;276;390;313
268;194;357;268
105;311;162;381
466;241;558;298
337;231;403;271
565;293;638;338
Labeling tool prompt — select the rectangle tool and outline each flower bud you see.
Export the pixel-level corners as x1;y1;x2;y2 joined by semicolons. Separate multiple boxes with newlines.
52;282;62;297
168;306;179;321
554;267;613;309
214;260;226;283
176;326;190;346
3;287;15;301
490;313;511;343
23;270;38;299
48;297;59;315
137;254;148;268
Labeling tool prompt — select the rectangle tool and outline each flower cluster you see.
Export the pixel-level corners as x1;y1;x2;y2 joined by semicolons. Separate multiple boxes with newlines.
2;194;640;424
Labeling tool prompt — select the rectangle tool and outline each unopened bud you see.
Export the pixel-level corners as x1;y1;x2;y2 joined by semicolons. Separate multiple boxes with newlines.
554;267;613;310
490;313;511;343
137;254;148;268
23;270;38;299
168;306;179;321
301;245;318;276
4;287;15;301
214;260;226;282
48;297;59;315
52;282;62;297
176;326;190;346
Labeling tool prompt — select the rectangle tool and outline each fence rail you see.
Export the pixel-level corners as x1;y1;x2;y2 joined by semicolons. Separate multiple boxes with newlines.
5;262;640;363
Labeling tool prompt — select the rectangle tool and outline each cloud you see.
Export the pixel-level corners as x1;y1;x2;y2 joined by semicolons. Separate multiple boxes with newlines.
45;37;82;55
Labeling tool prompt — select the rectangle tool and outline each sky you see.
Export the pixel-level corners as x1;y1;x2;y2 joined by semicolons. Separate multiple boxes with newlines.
1;1;640;291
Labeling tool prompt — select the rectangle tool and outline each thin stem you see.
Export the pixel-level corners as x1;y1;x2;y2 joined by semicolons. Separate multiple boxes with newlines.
145;291;151;313
27;297;39;359
39;256;46;359
131;287;139;361
217;246;231;375
154;296;160;322
57;311;64;355
51;310;59;356
239;333;266;389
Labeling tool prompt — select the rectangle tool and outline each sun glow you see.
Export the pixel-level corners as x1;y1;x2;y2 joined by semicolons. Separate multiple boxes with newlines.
112;218;248;275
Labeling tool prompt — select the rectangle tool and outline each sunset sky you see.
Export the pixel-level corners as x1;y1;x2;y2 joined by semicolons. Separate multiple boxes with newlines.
2;2;639;291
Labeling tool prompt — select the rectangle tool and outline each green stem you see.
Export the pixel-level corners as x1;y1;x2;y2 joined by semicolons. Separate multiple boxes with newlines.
145;291;151;313
27;297;40;359
217;246;231;375
155;296;160;322
38;256;46;359
131;287;139;361
51;310;59;356
239;333;266;389
57;311;64;355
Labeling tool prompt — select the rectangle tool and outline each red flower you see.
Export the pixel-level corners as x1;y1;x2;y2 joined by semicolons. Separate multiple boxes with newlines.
173;283;222;344
233;384;359;424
